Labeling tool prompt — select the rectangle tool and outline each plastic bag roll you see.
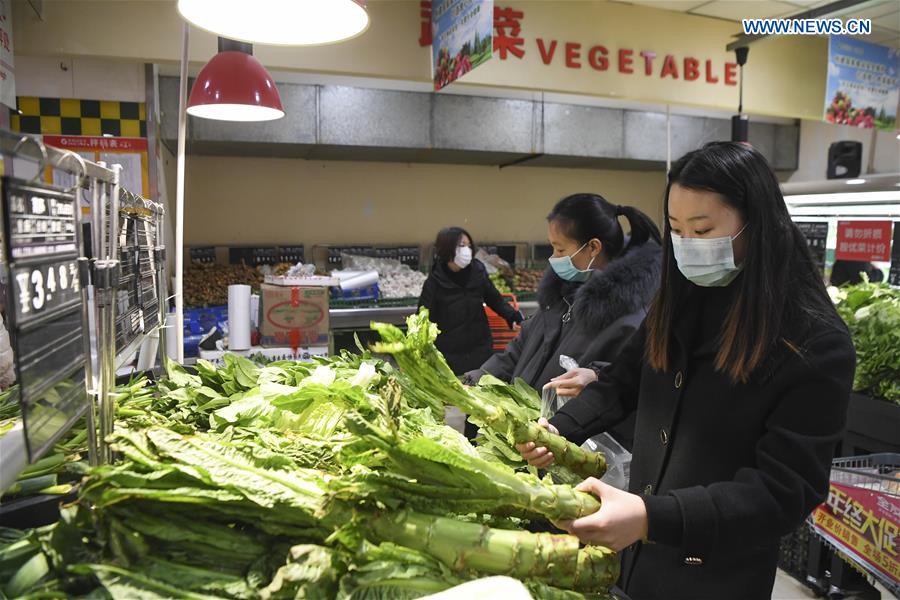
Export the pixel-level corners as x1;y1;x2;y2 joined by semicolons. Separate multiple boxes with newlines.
340;270;379;290
228;285;252;350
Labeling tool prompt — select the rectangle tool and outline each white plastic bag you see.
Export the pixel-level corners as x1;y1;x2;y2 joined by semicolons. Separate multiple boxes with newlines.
544;354;632;490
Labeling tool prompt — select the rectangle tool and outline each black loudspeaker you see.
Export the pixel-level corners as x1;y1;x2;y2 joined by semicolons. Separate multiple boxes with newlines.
827;141;862;179
731;114;749;143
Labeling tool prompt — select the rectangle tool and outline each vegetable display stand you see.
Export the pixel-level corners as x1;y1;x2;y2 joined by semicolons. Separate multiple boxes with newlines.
841;393;900;456
808;453;900;597
486;293;519;352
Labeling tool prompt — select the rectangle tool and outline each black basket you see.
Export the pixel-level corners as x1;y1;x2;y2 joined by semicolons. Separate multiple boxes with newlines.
777;523;811;583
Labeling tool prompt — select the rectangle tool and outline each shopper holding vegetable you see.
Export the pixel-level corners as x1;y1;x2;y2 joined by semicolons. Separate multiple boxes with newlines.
418;226;523;380
517;142;856;599
464;193;661;449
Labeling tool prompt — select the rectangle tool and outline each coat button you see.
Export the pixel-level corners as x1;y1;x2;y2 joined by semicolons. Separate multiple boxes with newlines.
644;484;653;494
674;371;684;389
659;429;669;445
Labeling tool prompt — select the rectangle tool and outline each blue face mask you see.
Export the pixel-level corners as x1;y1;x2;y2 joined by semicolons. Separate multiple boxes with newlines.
549;243;596;282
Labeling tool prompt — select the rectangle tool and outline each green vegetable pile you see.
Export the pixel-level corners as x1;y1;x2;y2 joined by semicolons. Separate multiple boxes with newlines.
832;280;900;405
0;310;615;599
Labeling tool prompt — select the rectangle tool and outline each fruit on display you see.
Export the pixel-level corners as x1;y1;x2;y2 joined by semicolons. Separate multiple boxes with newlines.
825;91;876;128
513;268;544;293
0;317;617;599
185;263;264;307
489;272;512;294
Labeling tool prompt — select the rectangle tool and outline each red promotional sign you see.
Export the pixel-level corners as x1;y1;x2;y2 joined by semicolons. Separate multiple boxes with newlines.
811;482;900;586
43;135;148;153
836;221;893;262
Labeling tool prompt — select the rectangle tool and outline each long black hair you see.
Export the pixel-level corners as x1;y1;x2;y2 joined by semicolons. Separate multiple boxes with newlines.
547;193;661;259
434;226;475;264
645;142;836;383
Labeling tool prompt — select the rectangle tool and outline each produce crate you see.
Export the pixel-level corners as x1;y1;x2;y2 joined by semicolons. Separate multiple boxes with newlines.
183;305;228;336
330;283;379;302
486;293;519;352
777;523;811;584
842;393;900;455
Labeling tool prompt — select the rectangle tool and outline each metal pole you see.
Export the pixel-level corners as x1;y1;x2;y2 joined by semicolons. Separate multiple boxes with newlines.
175;23;190;364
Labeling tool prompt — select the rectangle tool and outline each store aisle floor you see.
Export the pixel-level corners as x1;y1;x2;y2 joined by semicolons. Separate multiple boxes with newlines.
773;570;817;599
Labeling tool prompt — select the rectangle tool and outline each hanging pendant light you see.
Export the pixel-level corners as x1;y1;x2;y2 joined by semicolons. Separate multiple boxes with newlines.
187;39;285;122
177;0;369;47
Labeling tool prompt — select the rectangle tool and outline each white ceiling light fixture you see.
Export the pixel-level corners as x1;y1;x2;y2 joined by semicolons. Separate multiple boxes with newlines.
177;0;370;46
846;178;867;185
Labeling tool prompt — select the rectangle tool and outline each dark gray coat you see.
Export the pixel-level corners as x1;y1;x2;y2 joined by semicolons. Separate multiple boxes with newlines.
474;240;661;390
550;285;855;600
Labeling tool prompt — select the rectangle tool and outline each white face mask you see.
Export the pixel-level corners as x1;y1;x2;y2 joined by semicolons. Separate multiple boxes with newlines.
671;224;748;287
454;245;473;269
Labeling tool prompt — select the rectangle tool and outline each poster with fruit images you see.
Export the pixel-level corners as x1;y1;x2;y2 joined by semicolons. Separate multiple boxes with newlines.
432;0;493;90
825;36;899;131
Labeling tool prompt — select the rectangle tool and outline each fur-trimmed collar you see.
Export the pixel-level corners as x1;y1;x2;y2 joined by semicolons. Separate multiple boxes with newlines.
537;241;662;331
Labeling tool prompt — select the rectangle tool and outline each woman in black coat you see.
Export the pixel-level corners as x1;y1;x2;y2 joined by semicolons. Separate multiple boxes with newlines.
518;143;855;600
465;194;661;448
418;227;522;376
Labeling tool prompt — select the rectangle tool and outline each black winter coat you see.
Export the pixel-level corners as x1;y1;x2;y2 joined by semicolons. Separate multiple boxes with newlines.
550;285;856;600
418;259;519;374
476;241;661;391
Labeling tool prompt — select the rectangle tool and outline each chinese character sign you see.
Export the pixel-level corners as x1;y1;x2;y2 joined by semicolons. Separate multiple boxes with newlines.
890;223;900;287
0;0;15;109
812;482;899;587
432;0;493;90
836;221;893;262
825;36;899;131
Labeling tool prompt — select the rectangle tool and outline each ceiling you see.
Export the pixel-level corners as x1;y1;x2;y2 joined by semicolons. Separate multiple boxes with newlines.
612;0;900;47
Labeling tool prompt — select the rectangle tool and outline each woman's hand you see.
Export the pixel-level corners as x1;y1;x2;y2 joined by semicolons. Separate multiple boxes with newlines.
544;368;598;397
556;478;648;551
514;417;558;468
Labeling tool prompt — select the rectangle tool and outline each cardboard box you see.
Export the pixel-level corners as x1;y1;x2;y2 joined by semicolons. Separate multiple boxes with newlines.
260;284;329;347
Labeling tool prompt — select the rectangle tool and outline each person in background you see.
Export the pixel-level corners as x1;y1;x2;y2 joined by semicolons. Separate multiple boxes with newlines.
517;143;855;599
464;193;661;449
830;259;884;286
418;227;523;436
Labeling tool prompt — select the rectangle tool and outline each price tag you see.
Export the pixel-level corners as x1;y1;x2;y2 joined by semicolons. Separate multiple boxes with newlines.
796;222;829;274
889;223;900;288
1;177;89;460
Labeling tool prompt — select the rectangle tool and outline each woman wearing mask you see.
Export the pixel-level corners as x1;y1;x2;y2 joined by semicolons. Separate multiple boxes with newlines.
517;143;855;599
464;194;661;448
418;226;523;382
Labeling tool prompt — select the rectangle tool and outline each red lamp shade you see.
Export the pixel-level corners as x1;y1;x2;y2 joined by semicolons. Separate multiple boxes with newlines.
187;51;285;122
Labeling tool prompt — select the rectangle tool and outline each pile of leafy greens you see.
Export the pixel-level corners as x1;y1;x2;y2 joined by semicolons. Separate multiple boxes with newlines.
832;280;900;405
0;312;616;600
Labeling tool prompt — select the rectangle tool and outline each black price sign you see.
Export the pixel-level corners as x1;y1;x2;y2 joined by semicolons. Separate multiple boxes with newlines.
190;246;216;264
10;259;81;323
796;222;829;274
1;177;89;461
889;223;900;288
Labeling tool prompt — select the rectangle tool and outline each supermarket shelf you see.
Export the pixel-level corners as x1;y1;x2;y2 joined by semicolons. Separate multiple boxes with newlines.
329;300;541;331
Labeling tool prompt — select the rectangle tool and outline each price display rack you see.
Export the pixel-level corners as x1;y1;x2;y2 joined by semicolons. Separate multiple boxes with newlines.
1;177;90;461
228;245;305;267
0;130;167;493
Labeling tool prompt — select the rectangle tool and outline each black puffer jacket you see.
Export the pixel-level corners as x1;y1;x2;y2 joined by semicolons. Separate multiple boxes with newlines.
418;259;520;375
475;240;660;386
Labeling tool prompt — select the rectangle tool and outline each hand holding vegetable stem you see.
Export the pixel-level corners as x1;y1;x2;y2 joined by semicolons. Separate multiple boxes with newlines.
557;478;649;552
544;368;598;398
516;417;559;469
